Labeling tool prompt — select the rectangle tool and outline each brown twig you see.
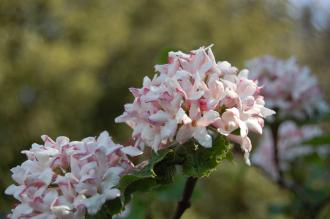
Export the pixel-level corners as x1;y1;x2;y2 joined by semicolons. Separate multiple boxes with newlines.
269;121;310;201
270;122;284;182
172;176;198;219
268;121;330;218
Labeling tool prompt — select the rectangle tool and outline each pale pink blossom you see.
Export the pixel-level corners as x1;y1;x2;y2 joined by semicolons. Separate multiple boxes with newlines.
246;56;328;119
116;46;275;164
5;131;142;219
252;121;328;179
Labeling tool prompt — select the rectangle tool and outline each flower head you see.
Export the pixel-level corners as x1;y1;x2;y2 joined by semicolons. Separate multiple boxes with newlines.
116;46;275;164
246;56;328;119
252;121;328;179
5;131;142;219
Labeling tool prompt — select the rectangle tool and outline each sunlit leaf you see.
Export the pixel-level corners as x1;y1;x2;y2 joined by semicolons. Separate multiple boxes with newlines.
176;134;232;177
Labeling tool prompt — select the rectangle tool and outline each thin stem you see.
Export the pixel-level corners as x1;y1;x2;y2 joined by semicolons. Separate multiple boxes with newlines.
270;122;284;183
269;121;330;218
172;176;198;219
269;122;308;201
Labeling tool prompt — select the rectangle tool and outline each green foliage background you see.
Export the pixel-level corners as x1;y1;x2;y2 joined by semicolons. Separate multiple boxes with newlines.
0;0;329;218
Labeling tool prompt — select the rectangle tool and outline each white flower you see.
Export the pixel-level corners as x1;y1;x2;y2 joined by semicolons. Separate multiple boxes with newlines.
5;131;142;218
246;55;328;119
252;121;328;179
116;46;275;164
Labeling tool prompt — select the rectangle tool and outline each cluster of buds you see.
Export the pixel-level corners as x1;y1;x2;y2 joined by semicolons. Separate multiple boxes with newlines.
5;131;141;219
116;46;275;165
246;56;328;119
252;121;327;179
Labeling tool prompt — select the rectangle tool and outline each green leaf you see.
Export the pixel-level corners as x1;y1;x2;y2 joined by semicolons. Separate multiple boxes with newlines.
118;132;232;212
153;150;177;185
302;134;330;146
290;112;330;126
176;134;232;177
119;149;173;188
119;148;176;205
301;152;323;164
86;198;122;219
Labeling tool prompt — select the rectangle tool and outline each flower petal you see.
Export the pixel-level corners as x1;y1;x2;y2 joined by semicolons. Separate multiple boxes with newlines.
193;127;212;148
121;146;143;156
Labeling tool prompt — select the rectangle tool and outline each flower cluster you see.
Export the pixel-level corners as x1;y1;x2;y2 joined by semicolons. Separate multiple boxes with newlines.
252;121;328;179
5;131;141;219
246;56;328;119
5;46;277;218
116;46;275;164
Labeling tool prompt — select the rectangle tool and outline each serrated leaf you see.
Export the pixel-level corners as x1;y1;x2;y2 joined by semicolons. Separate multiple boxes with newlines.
119;148;175;205
176;134;232;177
153;150;177;185
120;149;172;188
117;132;232;214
